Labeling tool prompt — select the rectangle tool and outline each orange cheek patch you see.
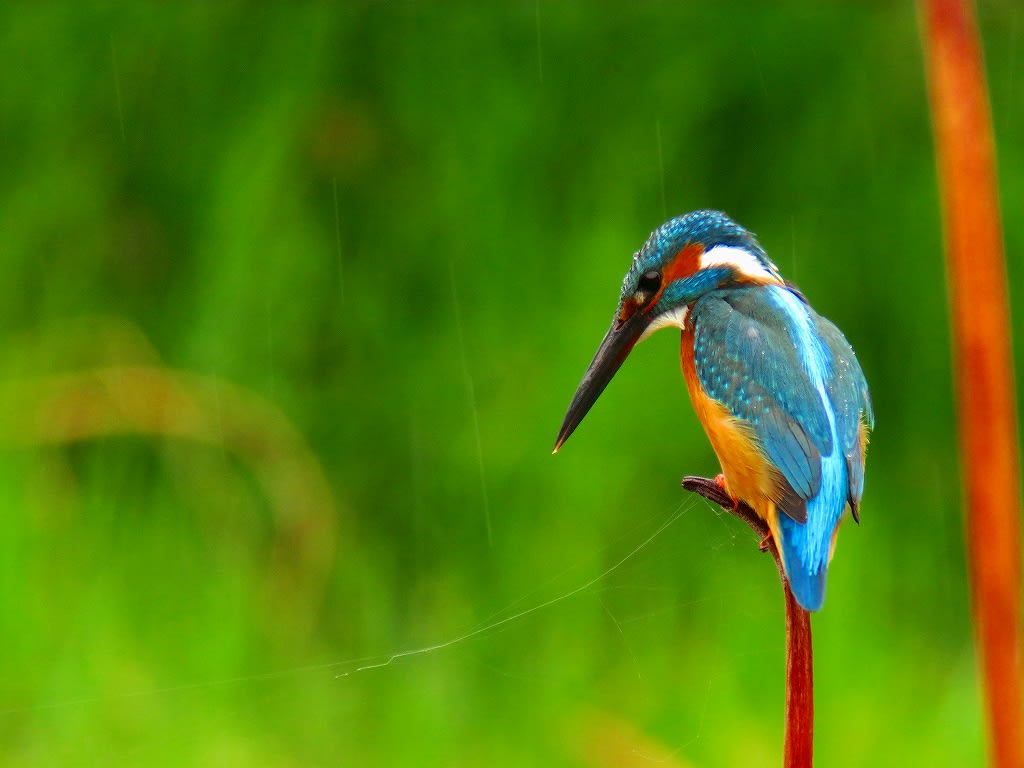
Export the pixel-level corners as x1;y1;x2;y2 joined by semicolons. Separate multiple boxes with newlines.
648;243;704;308
622;243;705;320
664;243;704;282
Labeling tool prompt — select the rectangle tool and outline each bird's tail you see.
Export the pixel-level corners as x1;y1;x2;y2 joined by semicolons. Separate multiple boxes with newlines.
777;514;830;612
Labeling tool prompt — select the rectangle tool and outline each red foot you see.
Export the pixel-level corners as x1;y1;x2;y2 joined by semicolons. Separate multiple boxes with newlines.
759;533;774;552
713;473;741;512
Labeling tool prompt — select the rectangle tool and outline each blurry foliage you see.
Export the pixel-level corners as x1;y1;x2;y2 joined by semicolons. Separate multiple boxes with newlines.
0;3;1020;766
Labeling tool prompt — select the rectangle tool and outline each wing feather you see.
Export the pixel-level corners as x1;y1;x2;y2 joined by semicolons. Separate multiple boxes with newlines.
691;290;833;520
691;286;872;611
813;313;873;511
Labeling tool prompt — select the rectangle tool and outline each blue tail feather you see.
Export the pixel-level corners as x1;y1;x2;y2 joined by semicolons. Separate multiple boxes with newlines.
778;514;829;611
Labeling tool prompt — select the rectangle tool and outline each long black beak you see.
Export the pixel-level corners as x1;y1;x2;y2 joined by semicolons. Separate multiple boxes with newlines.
553;311;649;453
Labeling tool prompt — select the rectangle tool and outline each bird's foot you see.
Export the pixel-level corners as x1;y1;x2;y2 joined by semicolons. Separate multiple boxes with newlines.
680;474;778;573
713;474;741;512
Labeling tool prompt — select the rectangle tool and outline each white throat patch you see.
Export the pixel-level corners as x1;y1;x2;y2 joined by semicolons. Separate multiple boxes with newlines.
699;245;781;284
639;303;689;342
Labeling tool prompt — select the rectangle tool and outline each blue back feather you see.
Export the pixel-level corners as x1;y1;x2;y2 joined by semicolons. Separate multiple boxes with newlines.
691;284;871;611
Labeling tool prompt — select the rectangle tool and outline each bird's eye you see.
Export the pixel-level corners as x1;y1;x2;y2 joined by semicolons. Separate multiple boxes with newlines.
637;270;662;297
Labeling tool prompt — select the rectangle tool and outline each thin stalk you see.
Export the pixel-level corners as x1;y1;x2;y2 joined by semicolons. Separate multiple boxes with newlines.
921;2;1023;766
683;476;813;768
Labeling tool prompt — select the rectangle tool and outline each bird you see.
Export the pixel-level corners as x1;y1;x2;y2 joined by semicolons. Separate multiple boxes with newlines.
553;210;873;612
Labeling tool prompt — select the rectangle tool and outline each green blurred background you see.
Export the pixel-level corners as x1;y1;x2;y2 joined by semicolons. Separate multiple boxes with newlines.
0;2;1021;765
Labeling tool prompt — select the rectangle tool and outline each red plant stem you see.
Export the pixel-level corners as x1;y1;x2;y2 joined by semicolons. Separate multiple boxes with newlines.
781;582;813;768
922;2;1023;766
682;476;813;767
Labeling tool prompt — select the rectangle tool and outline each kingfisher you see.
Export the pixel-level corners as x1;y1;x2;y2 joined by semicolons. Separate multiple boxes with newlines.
553;210;873;612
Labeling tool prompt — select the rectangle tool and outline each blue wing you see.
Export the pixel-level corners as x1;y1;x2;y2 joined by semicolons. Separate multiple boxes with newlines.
691;287;831;521
814;313;873;519
690;285;872;610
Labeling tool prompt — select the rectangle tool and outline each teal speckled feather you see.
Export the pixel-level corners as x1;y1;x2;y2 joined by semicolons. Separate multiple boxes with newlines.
692;285;871;610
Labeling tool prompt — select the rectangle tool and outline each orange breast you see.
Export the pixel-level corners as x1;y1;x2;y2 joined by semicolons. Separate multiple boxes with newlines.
679;328;782;535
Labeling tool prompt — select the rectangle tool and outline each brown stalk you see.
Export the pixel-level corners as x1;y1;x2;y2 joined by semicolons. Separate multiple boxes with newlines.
682;476;813;768
922;2;1023;766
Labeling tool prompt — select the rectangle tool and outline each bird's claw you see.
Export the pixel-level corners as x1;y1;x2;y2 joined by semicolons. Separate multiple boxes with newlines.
713;473;741;512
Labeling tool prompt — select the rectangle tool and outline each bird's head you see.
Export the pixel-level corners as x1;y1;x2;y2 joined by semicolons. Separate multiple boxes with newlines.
553;210;783;452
